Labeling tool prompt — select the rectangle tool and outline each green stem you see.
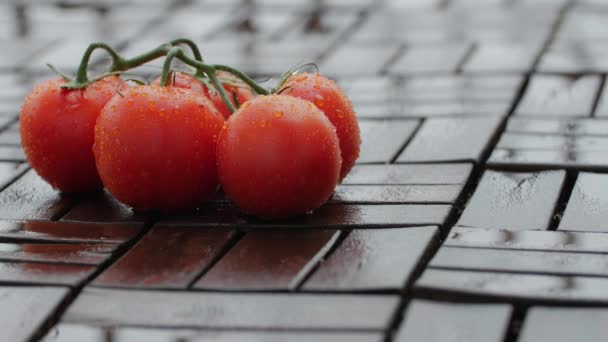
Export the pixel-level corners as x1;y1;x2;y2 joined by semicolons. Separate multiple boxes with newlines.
61;43;124;88
169;38;206;78
169;38;204;63
110;43;171;72
173;50;236;113
56;39;270;114
160;47;182;87
61;42;172;89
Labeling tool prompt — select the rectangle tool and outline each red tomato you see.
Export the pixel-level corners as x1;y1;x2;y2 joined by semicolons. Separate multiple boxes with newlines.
280;72;360;180
20;76;121;192
152;71;254;119
217;95;341;219
93;85;224;211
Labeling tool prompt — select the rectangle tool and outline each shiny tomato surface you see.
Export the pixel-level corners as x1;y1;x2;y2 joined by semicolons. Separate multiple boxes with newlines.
280;72;360;180
20;76;121;192
94;85;224;211
217;95;342;219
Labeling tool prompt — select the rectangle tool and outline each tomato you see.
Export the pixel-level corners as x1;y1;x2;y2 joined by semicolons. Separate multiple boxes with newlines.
217;95;341;219
20;76;121;192
151;71;254;119
93;85;224;211
280;72;360;180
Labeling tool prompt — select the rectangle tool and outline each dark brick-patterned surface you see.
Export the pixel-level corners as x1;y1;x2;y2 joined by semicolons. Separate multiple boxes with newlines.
2;0;608;341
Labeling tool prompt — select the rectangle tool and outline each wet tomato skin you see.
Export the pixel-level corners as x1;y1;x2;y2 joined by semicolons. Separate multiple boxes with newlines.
20;76;121;192
280;72;360;180
217;95;342;219
93;85;224;211
152;71;254;119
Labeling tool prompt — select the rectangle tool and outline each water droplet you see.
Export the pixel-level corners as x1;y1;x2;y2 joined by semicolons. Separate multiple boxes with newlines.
274;111;284;118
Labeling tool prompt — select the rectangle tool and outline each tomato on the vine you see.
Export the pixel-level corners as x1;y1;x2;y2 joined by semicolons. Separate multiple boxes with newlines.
280;72;360;180
20;76;122;192
93;85;224;211
152;71;254;119
217;95;342;219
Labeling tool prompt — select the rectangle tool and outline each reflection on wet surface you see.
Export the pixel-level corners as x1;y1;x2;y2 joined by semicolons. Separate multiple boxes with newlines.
162;203;451;228
0;170;71;221
305;227;438;291
0;261;94;286
196;229;339;290
95;226;235;289
331;184;462;204
0;242;114;264
0;220;142;243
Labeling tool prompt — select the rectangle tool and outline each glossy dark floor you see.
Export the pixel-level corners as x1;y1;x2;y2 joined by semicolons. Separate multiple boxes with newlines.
2;0;608;341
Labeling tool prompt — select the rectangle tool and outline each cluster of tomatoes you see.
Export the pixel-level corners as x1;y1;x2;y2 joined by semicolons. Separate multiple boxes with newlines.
19;42;360;219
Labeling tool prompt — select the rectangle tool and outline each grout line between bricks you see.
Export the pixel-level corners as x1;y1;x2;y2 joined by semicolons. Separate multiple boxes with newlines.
590;74;606;118
546;170;578;231
292;229;351;291
454;42;477;74
389;118;424;164
186;231;246;289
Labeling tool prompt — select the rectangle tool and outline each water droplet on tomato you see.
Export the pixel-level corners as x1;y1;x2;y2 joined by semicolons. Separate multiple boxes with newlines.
274;111;284;118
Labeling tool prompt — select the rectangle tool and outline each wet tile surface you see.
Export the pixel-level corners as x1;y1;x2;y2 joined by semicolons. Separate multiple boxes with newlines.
0;220;142;243
0;169;72;221
430;246;608;277
95;226;235;289
304;227;438;291
445;226;608;253
515;75;601;117
463;42;540;73
65;288;400;330
43;325;383;342
490;116;608;169
0;286;69;342
457;170;566;230
0;241;115;265
330;184;462;204
394;300;512;342
61;190;146;223
321;43;401;76
0;261;94;286
415;268;608;304
343;163;473;185
358;120;420;163
397;117;502;163
196;230;338;290
519;307;608;342
558;172;608;232
388;44;470;74
162;203;452;228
